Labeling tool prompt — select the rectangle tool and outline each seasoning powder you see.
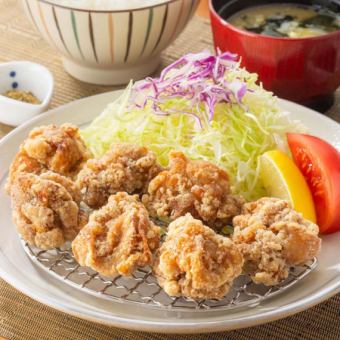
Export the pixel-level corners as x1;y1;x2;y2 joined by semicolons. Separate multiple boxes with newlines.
3;90;41;104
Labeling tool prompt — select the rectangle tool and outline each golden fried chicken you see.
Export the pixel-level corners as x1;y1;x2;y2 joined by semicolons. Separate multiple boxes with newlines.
11;172;88;250
232;197;321;286
6;148;45;194
72;192;161;277
40;171;82;202
76;143;162;208
154;214;243;300
23;124;91;174
6;124;91;193
142;151;244;229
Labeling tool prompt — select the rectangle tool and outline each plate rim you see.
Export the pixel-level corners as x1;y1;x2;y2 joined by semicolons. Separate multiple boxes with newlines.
0;260;339;333
0;90;339;333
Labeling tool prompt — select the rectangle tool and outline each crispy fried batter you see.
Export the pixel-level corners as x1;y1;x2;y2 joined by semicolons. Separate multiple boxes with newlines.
154;214;243;299
232;197;321;286
6;149;45;194
72;192;161;276
76;143;162;208
11;173;87;250
6;124;91;193
23;124;91;174
40;171;81;203
142;151;244;229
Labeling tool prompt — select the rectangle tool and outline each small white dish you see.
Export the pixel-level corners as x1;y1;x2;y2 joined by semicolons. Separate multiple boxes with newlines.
0;61;54;126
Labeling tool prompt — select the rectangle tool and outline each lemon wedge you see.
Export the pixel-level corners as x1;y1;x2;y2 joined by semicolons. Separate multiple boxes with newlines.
259;150;316;222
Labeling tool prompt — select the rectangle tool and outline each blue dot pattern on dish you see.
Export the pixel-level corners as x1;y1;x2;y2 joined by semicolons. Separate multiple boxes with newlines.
12;82;18;89
10;71;16;77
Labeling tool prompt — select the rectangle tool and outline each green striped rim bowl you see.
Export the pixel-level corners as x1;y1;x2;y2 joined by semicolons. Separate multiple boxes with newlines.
21;0;199;85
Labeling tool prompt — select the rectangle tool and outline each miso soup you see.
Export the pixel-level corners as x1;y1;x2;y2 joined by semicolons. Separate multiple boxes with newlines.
227;3;340;38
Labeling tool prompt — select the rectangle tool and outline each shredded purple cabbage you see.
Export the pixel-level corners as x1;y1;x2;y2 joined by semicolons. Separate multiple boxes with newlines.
131;50;247;127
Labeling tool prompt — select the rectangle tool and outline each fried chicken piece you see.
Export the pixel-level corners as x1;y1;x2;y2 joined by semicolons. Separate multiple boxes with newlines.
232;197;321;286
6;124;91;193
154;214;243;300
39;171;91;228
72;192;161;277
40;171;82;202
5;149;45;194
23;124;91;174
11;172;87;250
142;151;244;229
76;143;162;208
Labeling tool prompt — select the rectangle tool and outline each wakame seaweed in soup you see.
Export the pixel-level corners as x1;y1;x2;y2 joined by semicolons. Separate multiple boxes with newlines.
228;3;340;38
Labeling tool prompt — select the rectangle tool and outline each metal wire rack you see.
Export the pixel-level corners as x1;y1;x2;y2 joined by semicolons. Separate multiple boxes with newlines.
22;241;318;312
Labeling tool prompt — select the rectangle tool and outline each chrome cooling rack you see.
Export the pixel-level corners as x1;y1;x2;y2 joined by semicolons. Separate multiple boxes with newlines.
23;241;317;312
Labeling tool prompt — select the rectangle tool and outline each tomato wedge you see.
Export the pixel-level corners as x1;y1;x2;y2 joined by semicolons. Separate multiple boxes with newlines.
287;133;340;234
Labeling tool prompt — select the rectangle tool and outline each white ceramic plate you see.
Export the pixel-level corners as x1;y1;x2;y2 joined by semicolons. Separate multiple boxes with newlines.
0;91;339;334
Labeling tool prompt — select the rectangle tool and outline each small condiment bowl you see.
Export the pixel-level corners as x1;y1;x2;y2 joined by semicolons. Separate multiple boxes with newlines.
0;61;54;126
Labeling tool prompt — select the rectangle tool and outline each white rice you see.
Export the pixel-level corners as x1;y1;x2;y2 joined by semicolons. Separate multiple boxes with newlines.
48;0;169;10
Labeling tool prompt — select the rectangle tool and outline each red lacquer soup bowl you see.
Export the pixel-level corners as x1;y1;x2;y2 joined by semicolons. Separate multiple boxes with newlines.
210;0;340;110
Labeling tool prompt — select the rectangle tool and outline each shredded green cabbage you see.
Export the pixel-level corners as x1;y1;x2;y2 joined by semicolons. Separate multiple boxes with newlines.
81;68;304;201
